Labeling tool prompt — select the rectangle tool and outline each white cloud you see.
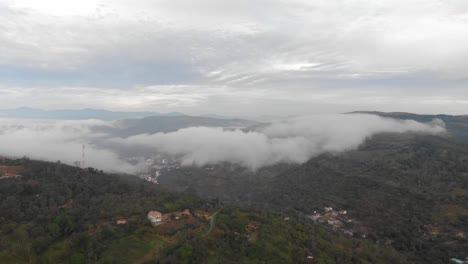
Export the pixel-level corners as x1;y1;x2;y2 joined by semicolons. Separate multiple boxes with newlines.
0;0;468;115
2;0;468;75
0;115;447;172
0;118;144;173
111;114;446;170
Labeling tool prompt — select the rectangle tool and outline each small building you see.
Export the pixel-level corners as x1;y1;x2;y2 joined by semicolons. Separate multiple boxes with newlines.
144;176;159;184
246;223;258;232
343;229;354;236
309;213;321;221
455;231;465;239
424;224;440;236
195;210;212;220
171;209;191;220
384;239;394;246
337;214;352;223
116;219;127;225
182;209;191;216
318;215;332;223
148;211;163;226
328;219;344;228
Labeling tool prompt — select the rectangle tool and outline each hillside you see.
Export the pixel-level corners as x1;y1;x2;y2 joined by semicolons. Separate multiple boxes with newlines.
262;133;468;263
158;132;468;263
349;111;468;140
0;158;404;264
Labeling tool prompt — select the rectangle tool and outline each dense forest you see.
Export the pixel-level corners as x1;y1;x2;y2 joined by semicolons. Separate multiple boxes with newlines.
0;158;407;263
262;134;468;263
160;133;468;263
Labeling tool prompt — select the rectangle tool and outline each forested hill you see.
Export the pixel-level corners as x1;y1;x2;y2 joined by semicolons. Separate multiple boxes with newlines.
260;133;468;263
349;111;468;140
159;132;468;263
0;158;407;264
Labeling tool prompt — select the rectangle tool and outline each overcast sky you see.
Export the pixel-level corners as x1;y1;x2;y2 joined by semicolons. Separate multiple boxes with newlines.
1;0;468;117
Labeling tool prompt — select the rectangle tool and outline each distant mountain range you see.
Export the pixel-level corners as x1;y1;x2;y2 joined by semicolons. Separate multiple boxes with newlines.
94;115;262;137
0;107;184;120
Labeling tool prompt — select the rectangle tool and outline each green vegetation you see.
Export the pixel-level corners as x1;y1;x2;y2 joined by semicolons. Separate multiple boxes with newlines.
0;158;205;263
157;208;406;264
99;228;166;264
0;158;408;263
260;134;468;263
160;133;468;263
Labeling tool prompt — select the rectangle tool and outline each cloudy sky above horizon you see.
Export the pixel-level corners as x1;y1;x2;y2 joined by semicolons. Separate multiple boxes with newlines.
1;0;468;117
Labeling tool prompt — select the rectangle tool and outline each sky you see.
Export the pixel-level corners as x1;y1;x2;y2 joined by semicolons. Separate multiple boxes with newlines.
1;0;468;117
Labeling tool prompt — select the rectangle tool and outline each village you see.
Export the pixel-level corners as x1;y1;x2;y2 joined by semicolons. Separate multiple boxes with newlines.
422;224;465;241
309;207;466;246
137;157;182;185
309;207;366;239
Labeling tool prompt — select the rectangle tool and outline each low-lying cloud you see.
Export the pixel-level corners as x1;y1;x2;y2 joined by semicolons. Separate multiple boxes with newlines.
0;119;144;173
0;115;446;172
111;114;446;170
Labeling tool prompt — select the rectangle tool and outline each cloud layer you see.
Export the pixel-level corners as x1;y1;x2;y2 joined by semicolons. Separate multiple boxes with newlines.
0;119;144;173
111;114;446;170
0;115;446;172
0;0;468;115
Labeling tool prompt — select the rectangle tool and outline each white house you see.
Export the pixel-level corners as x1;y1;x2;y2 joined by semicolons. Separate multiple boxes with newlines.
147;211;162;226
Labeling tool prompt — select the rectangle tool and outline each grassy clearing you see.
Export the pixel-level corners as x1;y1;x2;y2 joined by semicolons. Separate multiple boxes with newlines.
99;228;167;264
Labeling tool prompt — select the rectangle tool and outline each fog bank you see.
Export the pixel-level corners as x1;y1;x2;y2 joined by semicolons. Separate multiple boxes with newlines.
0;115;446;172
0;119;144;173
111;114;446;170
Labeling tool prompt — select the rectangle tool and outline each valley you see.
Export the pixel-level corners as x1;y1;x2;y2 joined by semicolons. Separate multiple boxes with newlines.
1;112;468;263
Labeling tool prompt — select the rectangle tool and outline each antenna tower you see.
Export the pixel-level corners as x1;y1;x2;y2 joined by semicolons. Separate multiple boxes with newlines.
81;144;86;169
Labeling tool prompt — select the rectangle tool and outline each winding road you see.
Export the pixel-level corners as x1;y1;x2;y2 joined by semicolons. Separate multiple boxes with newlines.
201;210;219;238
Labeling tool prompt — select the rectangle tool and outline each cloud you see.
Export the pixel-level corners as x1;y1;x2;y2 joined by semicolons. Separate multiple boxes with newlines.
111;114;446;170
0;119;144;173
0;115;447;172
2;0;468;82
1;1;468;114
